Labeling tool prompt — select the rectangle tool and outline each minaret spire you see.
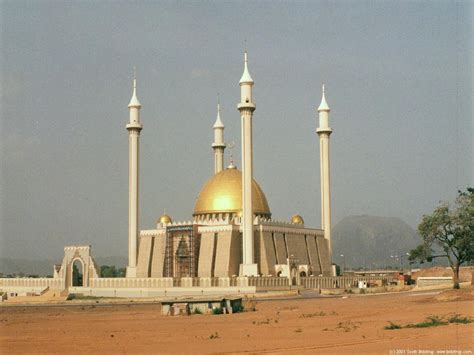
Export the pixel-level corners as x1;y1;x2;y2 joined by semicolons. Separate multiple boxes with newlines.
318;83;330;112
212;99;226;174
238;50;257;276
316;84;333;274
126;71;143;278
128;68;141;109
239;51;254;85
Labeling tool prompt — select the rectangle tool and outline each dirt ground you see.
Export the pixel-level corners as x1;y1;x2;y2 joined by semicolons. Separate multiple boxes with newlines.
1;288;473;354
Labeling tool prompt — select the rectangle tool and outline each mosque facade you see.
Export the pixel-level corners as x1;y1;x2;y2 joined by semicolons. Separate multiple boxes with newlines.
126;53;335;279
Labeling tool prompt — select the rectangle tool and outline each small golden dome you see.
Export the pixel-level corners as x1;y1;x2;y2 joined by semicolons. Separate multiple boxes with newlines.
158;214;172;224
193;168;271;218
291;214;304;224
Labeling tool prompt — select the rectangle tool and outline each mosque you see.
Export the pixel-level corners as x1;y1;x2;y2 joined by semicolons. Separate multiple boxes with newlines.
126;52;335;279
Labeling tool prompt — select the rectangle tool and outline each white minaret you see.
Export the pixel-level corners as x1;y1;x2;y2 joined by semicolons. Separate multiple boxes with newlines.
212;103;226;174
238;52;258;276
316;84;333;258
126;74;143;278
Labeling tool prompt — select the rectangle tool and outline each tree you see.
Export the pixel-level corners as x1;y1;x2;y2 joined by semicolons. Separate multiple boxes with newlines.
100;265;117;278
409;188;474;288
100;265;127;278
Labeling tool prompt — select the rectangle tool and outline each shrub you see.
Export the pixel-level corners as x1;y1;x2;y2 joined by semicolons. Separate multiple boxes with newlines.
300;311;326;318
209;332;219;339
232;303;244;313
212;307;223;315
448;314;473;324
193;308;203;315
406;315;447;328
384;322;402;330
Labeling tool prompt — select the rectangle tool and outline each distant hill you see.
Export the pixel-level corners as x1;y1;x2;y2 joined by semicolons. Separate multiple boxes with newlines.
332;215;420;269
0;256;127;276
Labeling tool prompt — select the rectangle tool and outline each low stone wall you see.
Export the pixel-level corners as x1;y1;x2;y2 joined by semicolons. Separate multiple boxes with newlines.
248;277;290;288
300;276;395;289
68;286;256;298
90;277;249;289
0;278;64;289
1;286;50;296
417;277;453;287
0;275;397;294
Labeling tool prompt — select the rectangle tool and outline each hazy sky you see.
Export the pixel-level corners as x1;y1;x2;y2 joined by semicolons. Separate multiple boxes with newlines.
1;1;472;260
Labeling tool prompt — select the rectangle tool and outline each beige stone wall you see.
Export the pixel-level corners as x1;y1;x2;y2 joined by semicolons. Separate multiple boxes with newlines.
198;232;216;277
150;235;166;277
227;231;241;277
136;224;330;279
285;233;309;265
316;237;332;276
273;233;287;264
306;236;322;275
136;236;153;277
256;231;277;276
213;231;233;277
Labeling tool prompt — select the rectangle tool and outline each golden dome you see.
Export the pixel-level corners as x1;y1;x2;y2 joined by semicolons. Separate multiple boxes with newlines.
158;214;172;224
291;214;304;224
193;167;271;218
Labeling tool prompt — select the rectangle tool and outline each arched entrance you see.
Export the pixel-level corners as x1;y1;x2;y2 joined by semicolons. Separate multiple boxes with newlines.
71;259;84;287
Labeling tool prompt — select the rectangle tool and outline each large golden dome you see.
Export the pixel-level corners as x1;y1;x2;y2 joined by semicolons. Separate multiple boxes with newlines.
193;166;271;219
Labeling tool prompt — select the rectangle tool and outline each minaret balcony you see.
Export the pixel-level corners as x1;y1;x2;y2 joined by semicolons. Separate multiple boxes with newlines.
237;102;256;111
126;123;143;131
316;127;332;135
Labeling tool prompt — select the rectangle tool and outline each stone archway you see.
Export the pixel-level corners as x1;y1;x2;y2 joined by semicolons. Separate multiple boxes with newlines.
54;246;100;290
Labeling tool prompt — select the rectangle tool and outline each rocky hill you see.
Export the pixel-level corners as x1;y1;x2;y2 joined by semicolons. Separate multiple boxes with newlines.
332;215;420;269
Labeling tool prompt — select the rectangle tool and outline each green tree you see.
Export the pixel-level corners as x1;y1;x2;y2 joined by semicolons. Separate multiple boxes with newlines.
100;265;117;278
409;188;474;288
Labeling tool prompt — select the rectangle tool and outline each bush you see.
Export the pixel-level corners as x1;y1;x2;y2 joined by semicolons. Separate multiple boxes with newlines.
448;314;473;324
209;332;219;339
232;303;244;313
406;315;447;328
384;322;402;330
193;308;203;315
212;307;223;315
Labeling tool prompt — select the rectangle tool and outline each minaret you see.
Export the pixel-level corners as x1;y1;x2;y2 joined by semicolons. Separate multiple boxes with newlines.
316;84;333;258
237;51;258;276
212;103;226;174
126;74;143;278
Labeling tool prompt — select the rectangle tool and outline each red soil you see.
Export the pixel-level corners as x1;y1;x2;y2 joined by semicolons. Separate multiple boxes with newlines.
1;288;473;354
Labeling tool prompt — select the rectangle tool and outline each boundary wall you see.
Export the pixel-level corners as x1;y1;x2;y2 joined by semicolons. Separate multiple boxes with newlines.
1;275;396;296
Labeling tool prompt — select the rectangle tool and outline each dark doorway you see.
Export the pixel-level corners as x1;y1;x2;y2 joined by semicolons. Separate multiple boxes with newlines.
72;260;84;286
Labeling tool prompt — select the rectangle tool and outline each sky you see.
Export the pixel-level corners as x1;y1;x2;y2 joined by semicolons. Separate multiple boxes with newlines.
1;1;472;260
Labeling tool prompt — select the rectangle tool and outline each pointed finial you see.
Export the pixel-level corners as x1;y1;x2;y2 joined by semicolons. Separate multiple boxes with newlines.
128;67;141;108
318;83;330;112
227;141;236;168
239;50;254;84
214;99;224;128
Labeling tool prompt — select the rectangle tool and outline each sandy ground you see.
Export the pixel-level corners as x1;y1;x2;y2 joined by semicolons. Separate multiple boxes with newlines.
1;288;473;354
